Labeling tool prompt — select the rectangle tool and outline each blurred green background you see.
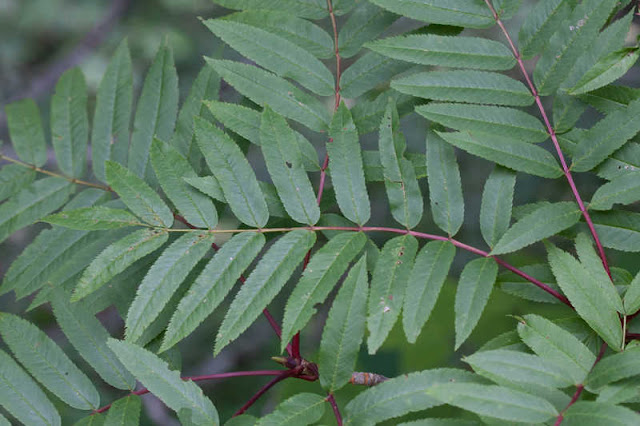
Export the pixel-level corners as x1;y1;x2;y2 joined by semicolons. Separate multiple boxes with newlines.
1;0;639;424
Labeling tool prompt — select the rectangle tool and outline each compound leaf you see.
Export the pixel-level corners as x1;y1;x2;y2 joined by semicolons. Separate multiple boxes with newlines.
518;0;574;59
480;167;517;248
42;207;143;230
5;98;47;167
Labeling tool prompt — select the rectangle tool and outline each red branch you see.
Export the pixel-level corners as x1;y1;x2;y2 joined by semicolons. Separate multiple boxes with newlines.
484;0;612;279
327;393;343;426
233;370;294;417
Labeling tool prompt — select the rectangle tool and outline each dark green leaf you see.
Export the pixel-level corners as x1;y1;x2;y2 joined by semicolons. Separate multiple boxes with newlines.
569;48;639;95
72;229;168;301
553;93;587;134
184;175;225;202
455;258;498;349
623;271;640;314
426;130;464;236
209;0;328;19
341;52;411;99
319;255;368;392
0;313;100;410
591;210;640;252
51;67;88;177
491;202;581;255
105;161;173;227
281;232;366;348
367;234;418;354
255;393;325;426
162;232;265;352
368;0;494;28
403;241;455;343
392;70;534;106
195;117;269;228
586;345;640;390
91;39;133;181
0;164;35;203
339;2;396;58
127;44;178;178
104;395;141;426
327;102;370;225
215;230;316;355
5;98;47;167
562;401;640;425
579;85;640;114
42;207;143;230
518;0;574;59
480;167;517;248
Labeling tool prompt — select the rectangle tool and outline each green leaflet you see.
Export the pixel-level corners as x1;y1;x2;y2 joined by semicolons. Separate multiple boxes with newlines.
579;85;640;114
339;2;396;58
319;256;368;392
91;39;133;182
498;264;562;304
205;58;330;132
327;102;370;225
597;142;640;181
403;241;455;343
0;177;74;244
224;11;333;59
623;271;640;314
183;175;225;202
215;230;316;355
562;401;640;425
417;104;547;143
367;234;418;354
572;97;640;172
380;99;423;229
586;345;640;391
125;232;215;343
352;91;416;135
547;244;622;350
5;98;47;167
205;20;333;96
362;150;427;182
170;65;219;169
260;107;320;225
0;313;100;410
195;117;269;228
425;383;557;423
255;393;325;426
517;314;596;385
105;161;173;228
107;339;219;425
51;67;88;178
533;0;617;96
595;378;640;405
368;0;494;28
151;139;218;229
345;368;479;426
553;93;586;134
42;207;144;230
491;202;580;255
209;0;328;19
454;257;498;349
392;70;534;106
368;35;515;70
426;131;464;236
281;232;366;349
204;101;319;171
569;48;639;95
104;395;141;426
0;349;60;426
437;131;562;178
591;210;640;252
340;52;412;99
227;415;258;426
50;290;136;390
464;349;574;389
0;164;35;202
518;0;574;59
72;228;169;302
162;232;265;352
127;43;178;179
480;167;517;248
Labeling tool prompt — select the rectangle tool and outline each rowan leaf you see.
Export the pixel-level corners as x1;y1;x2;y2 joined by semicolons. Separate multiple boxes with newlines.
215;230;316;355
339;2;396;58
72;228;169;302
91;39;133;181
367;234;418;354
281;232;366;349
125;232;215;343
0;164;35;203
42;207;143;230
108;339;219;425
104;395;141;426
368;35;515;70
586;345;640;391
327;102;370;225
195;117;269;228
105;161;173;228
623;271;640;315
562;401;640;425
518;0;574;59
127;43;178;178
591;210;640;252
426;130;464;236
255;393;325;426
5;98;47;167
392;70;534;106
162;232;265;352
340;52;412;99
480;167;517;248
570;48;639;95
0;313;100;410
209;0;328;19
51;67;88;177
320;255;368;392
403;241;455;343
368;0;494;28
205;58;330;131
